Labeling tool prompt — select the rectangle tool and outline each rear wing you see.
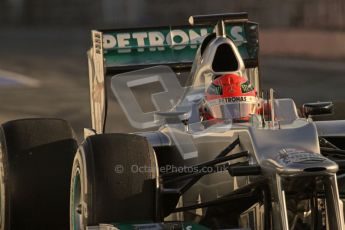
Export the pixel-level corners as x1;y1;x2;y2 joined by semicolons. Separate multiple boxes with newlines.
88;16;259;133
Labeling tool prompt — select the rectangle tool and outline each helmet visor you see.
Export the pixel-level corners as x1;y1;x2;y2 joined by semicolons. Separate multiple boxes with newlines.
206;97;258;120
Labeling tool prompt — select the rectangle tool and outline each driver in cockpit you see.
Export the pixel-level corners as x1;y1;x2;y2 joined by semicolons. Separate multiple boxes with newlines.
199;73;259;124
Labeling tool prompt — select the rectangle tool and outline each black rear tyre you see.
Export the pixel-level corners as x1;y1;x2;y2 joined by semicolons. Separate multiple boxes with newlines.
0;118;78;230
70;133;159;229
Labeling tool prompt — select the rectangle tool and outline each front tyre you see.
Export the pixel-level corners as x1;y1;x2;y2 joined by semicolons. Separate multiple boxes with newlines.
70;133;160;230
0;118;78;230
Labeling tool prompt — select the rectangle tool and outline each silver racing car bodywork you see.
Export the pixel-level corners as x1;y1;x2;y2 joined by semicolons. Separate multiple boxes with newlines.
86;12;345;230
135;92;344;229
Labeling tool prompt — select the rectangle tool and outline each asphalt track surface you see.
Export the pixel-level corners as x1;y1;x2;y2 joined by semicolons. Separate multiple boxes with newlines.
0;28;344;139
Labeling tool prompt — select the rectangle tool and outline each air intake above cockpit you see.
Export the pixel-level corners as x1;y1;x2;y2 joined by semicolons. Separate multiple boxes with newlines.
212;43;239;72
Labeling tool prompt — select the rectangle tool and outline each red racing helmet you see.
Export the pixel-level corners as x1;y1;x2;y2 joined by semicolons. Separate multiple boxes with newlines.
201;74;258;122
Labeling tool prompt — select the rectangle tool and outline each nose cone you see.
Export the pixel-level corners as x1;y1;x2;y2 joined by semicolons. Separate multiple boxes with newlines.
264;148;338;175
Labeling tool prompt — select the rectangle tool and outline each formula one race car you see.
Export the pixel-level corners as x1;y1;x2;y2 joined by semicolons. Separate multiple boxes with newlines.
1;12;345;230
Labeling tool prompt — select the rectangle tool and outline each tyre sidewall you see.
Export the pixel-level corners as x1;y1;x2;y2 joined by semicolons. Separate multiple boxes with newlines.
0;131;9;230
70;148;90;230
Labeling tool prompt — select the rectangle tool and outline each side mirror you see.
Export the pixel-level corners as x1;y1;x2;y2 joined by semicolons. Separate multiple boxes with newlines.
302;102;334;117
154;111;191;125
155;110;191;132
